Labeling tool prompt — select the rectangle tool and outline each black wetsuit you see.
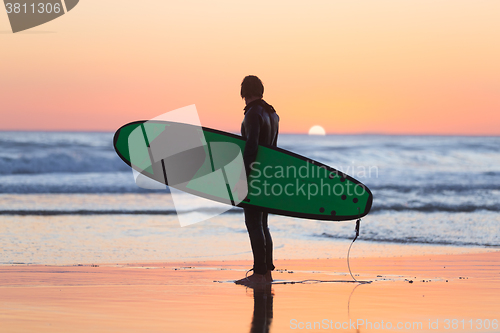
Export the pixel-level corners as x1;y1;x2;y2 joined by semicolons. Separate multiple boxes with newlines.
241;99;279;275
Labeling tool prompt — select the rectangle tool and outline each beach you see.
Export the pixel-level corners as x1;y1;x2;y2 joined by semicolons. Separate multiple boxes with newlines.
1;251;499;332
1;132;499;332
3;0;500;331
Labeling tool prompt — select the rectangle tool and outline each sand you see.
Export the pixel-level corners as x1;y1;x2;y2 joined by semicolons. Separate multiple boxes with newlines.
1;251;499;332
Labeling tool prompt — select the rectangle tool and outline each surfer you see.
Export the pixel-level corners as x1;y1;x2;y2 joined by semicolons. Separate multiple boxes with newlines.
235;75;280;286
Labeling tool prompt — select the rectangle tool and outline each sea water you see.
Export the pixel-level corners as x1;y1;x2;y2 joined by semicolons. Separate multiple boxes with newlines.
0;131;499;264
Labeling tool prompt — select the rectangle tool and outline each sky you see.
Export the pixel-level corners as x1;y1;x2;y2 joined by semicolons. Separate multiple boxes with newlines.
1;0;499;135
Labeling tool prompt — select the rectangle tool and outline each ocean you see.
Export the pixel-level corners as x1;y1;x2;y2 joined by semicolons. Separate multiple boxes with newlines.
1;131;499;265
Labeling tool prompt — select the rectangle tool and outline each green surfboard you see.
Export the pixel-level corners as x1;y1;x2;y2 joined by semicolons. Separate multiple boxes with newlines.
113;120;373;221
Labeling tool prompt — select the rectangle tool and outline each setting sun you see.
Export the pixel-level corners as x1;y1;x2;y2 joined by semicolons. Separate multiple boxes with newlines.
308;125;326;136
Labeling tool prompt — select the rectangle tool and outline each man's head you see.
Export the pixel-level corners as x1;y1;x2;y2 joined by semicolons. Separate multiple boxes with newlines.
240;75;264;100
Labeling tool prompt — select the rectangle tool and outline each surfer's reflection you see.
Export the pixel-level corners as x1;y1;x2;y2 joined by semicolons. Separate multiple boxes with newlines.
240;279;366;333
247;284;274;333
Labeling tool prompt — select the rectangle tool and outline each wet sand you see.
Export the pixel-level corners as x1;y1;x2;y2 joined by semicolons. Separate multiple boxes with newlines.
1;251;499;332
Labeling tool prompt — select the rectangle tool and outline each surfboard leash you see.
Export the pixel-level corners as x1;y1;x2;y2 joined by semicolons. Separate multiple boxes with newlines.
347;218;362;283
346;208;371;284
267;215;371;285
230;210;372;286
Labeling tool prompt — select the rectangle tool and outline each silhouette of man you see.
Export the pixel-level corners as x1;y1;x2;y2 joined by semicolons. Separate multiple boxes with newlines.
235;75;279;286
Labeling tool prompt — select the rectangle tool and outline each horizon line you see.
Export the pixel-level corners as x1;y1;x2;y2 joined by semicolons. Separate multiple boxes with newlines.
0;128;499;137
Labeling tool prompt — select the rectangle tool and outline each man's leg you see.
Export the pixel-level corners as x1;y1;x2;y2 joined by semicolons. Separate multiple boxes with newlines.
262;212;274;282
262;213;275;272
243;207;267;275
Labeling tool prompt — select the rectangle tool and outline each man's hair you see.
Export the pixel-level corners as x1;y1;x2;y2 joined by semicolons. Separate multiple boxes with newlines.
240;75;264;99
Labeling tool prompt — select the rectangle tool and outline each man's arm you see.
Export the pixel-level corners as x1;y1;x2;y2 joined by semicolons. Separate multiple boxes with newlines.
242;110;261;179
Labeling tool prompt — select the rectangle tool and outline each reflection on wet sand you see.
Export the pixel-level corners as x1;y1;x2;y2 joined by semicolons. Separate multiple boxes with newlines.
0;253;499;332
247;284;274;333
242;278;367;333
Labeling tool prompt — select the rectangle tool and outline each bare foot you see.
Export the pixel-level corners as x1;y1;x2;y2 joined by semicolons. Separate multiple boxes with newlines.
264;270;273;282
235;273;267;286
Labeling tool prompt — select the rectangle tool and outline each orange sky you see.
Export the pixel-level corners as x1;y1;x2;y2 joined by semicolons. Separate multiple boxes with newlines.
1;0;499;135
